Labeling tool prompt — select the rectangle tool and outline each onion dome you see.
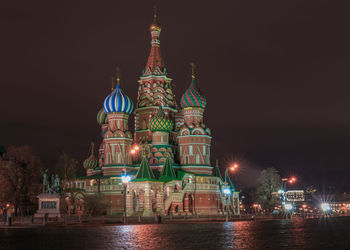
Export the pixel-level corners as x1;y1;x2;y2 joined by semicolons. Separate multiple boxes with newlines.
180;63;207;109
83;143;98;169
149;6;161;32
149;106;174;132
103;76;133;114
97;108;107;125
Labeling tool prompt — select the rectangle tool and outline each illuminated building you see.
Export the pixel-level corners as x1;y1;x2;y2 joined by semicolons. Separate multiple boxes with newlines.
64;10;239;217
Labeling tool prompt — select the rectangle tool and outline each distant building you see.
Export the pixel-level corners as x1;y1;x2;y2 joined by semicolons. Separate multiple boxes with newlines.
285;190;305;202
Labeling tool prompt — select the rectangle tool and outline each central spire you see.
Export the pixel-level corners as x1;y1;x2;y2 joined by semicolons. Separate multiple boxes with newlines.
144;6;165;76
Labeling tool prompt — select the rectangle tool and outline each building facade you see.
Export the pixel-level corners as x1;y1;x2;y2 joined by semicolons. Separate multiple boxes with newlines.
64;12;239;217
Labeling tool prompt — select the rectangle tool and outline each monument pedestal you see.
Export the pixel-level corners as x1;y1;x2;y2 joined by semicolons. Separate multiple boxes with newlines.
34;193;61;219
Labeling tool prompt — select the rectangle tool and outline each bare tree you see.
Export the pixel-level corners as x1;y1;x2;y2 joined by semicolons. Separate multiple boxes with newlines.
255;168;282;213
55;152;78;181
0;146;42;216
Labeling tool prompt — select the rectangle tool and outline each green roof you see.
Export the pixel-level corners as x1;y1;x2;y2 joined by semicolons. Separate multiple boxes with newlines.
159;156;178;182
77;173;102;179
176;170;213;180
133;156;155;181
214;163;223;182
227;175;235;191
131;178;161;183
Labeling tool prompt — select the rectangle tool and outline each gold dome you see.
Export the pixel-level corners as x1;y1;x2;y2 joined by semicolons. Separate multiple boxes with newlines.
149;6;161;32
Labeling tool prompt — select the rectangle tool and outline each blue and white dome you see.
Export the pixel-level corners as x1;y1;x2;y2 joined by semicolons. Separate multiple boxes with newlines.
103;85;133;114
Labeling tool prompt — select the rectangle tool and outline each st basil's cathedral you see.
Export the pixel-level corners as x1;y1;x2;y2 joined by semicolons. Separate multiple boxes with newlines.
64;11;240;217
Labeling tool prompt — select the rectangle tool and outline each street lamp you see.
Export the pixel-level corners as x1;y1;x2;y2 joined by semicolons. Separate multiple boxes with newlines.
224;163;239;184
130;144;140;155
223;187;231;222
321;203;331;212
281;176;297;191
284;203;293;211
121;175;131;224
223;163;239;221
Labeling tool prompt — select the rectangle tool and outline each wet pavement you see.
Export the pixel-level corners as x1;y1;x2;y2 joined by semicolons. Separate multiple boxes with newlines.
0;216;349;249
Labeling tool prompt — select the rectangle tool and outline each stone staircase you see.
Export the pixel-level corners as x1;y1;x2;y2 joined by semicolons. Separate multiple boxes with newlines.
164;192;185;212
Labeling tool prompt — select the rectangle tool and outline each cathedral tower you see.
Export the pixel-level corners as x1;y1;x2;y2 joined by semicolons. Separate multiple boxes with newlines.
134;9;177;147
178;64;212;174
148;106;174;168
102;71;134;175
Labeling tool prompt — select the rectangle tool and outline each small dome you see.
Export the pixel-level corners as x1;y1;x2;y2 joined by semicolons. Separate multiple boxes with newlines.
150;9;161;32
97;108;107;125
149;107;173;132
83;143;98;169
83;154;98;169
103;85;133;114
180;79;207;109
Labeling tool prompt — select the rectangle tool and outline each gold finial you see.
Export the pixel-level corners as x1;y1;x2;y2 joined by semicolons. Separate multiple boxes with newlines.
153;5;158;21
111;76;115;91
190;62;195;80
150;5;161;32
90;142;95;156
116;67;120;86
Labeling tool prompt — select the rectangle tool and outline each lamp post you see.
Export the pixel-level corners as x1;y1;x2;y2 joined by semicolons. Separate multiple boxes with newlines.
284;203;293;219
121;175;131;225
223;187;231;222
224;164;239;184
281;176;297;192
223;163;239;219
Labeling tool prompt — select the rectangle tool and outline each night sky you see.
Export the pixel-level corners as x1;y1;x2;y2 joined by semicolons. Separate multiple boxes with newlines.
1;1;350;191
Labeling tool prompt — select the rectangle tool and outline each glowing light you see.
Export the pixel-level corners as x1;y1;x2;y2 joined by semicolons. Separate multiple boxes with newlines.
284;203;293;211
223;188;231;195
134;145;139;150
288;177;297;184
321;203;331;212
278;189;285;194
6;204;10;208
121;175;131;184
230;163;239;171
130;149;136;154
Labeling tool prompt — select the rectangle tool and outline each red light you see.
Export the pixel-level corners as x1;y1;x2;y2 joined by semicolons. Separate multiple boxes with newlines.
231;164;239;171
130;149;136;155
6;204;10;208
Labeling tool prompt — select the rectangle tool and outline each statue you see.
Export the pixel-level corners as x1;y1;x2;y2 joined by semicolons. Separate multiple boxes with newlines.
54;174;61;193
51;174;55;189
40;169;49;192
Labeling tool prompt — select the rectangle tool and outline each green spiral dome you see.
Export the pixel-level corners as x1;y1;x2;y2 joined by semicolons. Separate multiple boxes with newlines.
97;108;107;125
83;143;98;169
83;154;98;169
149;106;174;132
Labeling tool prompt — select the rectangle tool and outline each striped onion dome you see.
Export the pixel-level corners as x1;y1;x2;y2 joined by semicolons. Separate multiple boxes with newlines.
149;106;174;132
83;143;98;169
180;79;207;109
103;85;133;114
97;108;107;125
